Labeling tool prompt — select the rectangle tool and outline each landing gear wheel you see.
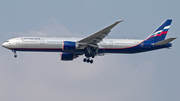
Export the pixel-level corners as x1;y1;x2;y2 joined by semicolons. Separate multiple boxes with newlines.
87;59;90;63
90;60;93;64
83;58;94;64
83;58;87;62
14;54;17;58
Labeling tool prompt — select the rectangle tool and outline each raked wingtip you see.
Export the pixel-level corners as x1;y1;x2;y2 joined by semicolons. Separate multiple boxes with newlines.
116;20;123;23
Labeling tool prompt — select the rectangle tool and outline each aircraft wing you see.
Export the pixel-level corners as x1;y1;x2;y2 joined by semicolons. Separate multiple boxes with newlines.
78;20;123;45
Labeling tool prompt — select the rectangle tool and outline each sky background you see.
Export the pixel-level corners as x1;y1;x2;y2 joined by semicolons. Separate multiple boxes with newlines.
0;0;180;101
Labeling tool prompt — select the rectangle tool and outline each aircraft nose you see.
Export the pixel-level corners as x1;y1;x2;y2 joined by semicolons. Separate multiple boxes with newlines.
2;42;7;48
2;43;5;47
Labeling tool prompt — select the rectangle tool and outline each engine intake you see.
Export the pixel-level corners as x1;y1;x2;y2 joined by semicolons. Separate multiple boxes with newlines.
61;52;77;61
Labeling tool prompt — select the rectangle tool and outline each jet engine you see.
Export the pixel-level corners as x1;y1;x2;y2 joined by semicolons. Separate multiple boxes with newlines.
62;41;78;50
61;52;78;61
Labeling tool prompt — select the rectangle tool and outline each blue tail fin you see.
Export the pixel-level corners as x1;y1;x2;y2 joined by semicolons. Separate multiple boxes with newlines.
145;19;172;42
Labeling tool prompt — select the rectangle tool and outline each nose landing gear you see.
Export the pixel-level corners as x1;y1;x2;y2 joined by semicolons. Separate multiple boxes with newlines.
14;54;17;58
12;50;17;58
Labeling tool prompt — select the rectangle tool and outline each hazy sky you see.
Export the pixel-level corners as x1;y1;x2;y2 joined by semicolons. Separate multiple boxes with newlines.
0;0;179;101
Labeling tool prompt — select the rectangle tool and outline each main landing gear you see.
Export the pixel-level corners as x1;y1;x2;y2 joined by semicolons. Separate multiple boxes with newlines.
83;46;97;64
12;50;17;58
83;58;93;64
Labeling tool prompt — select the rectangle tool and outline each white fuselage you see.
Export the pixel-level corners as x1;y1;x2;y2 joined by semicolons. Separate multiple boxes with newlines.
3;37;143;51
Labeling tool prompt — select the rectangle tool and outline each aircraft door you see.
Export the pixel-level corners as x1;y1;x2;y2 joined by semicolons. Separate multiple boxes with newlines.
16;39;20;45
109;41;113;46
40;39;44;45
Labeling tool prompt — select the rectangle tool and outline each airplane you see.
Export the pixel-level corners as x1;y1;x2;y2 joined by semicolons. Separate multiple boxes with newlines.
2;19;176;64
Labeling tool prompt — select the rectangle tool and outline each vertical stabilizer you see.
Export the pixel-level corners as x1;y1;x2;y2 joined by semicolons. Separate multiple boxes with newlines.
145;19;172;42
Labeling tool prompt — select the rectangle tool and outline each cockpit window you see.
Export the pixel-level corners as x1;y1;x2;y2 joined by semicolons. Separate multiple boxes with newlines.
5;41;9;42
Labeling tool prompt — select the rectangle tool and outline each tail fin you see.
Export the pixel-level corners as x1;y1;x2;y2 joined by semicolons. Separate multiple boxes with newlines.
145;19;172;42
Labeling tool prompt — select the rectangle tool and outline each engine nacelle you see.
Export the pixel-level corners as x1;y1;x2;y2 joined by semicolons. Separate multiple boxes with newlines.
62;41;78;50
61;52;77;61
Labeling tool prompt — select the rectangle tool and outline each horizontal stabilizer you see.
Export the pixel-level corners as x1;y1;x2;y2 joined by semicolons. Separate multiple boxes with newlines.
153;37;177;46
